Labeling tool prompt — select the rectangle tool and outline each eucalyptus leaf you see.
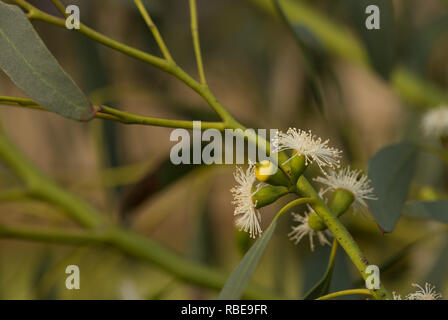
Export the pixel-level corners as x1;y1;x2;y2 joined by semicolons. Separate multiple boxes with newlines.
218;219;277;300
367;142;418;232
0;2;95;120
405;201;448;223
303;254;335;299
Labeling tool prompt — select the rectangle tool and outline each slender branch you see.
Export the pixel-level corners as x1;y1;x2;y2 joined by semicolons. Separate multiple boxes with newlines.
49;0;68;18
99;105;224;130
0;131;106;228
0;96;225;130
0;223;281;299
275;197;315;220
316;289;373;300
189;0;207;86
12;0;235;122
133;0;173;61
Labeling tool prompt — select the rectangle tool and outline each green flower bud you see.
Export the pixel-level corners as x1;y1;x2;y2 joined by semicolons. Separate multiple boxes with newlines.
289;152;307;184
253;185;289;208
255;160;290;187
306;189;355;232
307;212;327;231
329;188;355;217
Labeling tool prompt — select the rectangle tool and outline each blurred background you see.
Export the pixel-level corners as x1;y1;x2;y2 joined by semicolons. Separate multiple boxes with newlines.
0;0;447;299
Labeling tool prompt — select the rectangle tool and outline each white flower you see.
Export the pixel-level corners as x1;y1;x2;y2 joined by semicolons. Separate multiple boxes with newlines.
231;164;262;238
288;207;332;251
273;128;341;172
392;292;402;300
314;167;376;215
421;106;448;138
406;283;442;300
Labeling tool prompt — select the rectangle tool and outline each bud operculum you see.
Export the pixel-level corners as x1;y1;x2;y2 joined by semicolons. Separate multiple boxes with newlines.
252;185;289;208
255;160;290;187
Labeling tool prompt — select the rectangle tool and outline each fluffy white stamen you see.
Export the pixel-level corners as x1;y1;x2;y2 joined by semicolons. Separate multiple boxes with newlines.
230;164;262;238
406;283;442;300
314;167;376;215
288;210;332;251
273;128;341;172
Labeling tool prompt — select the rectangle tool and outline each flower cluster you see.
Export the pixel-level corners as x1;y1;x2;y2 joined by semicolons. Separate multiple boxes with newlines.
393;283;442;300
230;127;375;251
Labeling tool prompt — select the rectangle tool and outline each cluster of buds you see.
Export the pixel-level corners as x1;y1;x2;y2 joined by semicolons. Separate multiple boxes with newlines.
230;127;376;250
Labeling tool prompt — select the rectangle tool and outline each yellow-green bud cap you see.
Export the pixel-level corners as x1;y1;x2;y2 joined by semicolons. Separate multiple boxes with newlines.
290;152;307;184
329;188;355;217
252;185;289;208
255;160;290;187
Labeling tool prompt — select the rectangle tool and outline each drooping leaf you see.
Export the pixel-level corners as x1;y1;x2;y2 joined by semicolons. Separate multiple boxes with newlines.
424;236;448;289
367;142;418;232
346;0;397;79
218;219;278;300
0;2;95;120
303;241;337;299
272;0;328;114
405;201;448;223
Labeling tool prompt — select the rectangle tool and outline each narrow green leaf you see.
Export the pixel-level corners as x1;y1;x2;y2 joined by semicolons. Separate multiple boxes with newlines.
367;142;418;232
303;241;338;300
346;0;396;79
424;236;448;289
405;201;448;223
218;219;277;300
273;0;327;114
0;2;95;121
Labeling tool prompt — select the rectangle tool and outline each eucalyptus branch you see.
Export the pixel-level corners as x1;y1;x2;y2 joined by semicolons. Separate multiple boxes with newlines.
133;0;173;61
49;0;68;18
189;0;207;86
316;289;373;300
0;96;225;130
0;223;280;299
12;0;236;123
0;130;106;228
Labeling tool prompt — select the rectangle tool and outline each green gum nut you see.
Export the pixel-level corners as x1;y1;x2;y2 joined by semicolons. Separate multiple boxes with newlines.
308;212;327;231
255;160;290;187
307;189;355;232
252;185;289;208
290;152;306;184
329;188;355;217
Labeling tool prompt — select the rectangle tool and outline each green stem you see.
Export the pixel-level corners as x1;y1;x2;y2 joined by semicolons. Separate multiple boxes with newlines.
189;0;207;86
316;289;373;300
0;224;280;299
12;0;235;123
0;96;225;130
0;131;106;228
296;176;392;300
49;0;68;18
134;0;173;61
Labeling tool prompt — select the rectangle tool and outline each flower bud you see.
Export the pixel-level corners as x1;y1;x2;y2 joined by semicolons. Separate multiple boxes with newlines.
307;212;327;231
253;185;289;208
289;152;306;184
329;188;355;217
255;160;290;187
